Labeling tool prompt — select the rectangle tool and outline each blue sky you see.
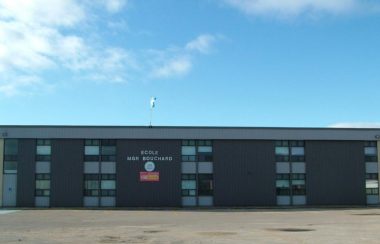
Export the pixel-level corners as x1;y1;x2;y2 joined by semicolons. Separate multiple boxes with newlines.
0;0;379;127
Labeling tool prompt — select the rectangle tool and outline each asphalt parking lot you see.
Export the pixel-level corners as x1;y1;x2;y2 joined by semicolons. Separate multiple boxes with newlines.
0;208;380;243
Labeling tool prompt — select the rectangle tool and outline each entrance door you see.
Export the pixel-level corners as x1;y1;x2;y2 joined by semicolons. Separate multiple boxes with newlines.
2;174;17;207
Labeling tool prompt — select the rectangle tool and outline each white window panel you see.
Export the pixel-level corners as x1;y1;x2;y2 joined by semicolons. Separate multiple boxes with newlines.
35;197;50;207
101;180;116;190
100;197;115;207
276;162;290;173
182;146;196;155
85;146;100;155
36;146;51;155
292;180;305;186
84;162;99;174
84;197;99;207
291;147;304;156
291;162;306;174
182;197;196;206
36;180;50;190
101;162;116;174
198;146;212;153
275;147;289;155
366;162;378;173
277;196;290;205
182;180;196;190
198;162;213;174
366;180;379;189
198;196;213;206
292;196;306;205
276;180;290;188
367;195;379;205
36;161;50;174
365;147;378;156
181;162;196;173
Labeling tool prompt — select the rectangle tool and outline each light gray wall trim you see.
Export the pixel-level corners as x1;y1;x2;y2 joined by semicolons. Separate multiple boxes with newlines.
1;126;380;140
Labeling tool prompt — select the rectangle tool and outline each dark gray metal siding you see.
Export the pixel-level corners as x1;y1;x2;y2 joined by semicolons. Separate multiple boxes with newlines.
213;140;276;206
51;139;84;207
116;140;181;207
306;141;366;205
17;139;36;207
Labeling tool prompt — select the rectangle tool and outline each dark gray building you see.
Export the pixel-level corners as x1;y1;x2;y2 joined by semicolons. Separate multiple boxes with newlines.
1;126;379;208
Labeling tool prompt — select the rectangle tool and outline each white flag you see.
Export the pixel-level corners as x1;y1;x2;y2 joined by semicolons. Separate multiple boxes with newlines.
150;97;157;109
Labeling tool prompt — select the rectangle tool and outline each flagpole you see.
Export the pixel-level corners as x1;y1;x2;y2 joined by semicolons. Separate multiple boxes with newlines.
149;97;156;128
149;107;153;127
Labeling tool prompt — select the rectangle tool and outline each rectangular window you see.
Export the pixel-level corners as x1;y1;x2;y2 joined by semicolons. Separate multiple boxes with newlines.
37;139;51;146
36;146;51;155
4;161;17;174
35;174;50;196
198;174;213;196
4;139;18;155
276;173;290;195
85;146;100;155
182;140;196;146
365;147;378;156
101;146;116;156
275;147;289;155
181;174;197;196
85;139;100;146
181;146;196;156
291;147;305;156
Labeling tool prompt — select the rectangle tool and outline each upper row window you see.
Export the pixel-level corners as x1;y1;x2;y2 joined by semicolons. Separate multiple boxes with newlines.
4;139;18;155
182;140;212;146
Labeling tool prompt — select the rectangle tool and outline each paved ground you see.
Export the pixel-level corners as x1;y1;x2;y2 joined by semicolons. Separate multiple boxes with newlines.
0;208;380;243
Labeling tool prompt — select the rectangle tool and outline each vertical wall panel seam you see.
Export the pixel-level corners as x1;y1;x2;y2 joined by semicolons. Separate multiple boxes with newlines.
0;139;4;207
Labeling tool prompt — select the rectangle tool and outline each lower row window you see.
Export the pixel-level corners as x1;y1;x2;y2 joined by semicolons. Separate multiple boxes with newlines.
35;174;50;196
84;174;116;196
181;174;213;196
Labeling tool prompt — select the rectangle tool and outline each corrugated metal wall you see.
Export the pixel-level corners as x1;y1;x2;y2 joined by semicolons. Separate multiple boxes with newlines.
116;140;181;207
0;139;3;207
306;141;366;205
17;139;36;207
213;140;276;206
51;139;84;207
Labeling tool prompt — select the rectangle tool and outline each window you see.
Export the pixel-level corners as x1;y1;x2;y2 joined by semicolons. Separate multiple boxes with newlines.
198;174;213;196
83;140;116;204
364;142;379;201
35;174;50;196
181;140;214;206
276;174;290;195
275;141;306;205
85;139;100;146
181;174;196;196
4;139;18;155
35;139;51;202
275;147;289;156
4;161;17;174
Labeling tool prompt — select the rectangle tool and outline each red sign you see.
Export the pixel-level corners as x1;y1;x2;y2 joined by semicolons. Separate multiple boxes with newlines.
140;172;159;182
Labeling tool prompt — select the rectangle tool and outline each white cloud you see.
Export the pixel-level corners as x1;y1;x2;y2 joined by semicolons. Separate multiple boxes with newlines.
102;0;128;13
328;122;380;128
0;0;85;27
0;75;53;97
222;0;377;17
0;0;219;96
186;34;216;54
151;56;192;78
